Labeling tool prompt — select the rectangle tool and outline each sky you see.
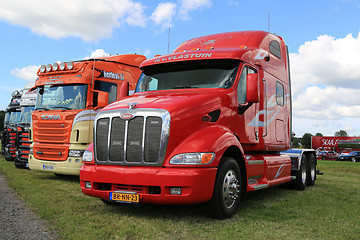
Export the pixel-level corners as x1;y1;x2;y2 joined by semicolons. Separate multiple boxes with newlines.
1;0;360;138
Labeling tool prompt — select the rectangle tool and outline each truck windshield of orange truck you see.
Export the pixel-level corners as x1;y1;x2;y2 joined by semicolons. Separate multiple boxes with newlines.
136;59;239;92
36;84;87;110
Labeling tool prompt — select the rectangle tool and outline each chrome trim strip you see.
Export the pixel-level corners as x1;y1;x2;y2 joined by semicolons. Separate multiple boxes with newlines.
141;117;146;162
124;120;129;162
252;184;269;190
247;160;264;165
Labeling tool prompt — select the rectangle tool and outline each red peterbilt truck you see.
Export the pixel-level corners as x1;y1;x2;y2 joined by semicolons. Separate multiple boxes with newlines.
80;31;318;219
28;54;146;175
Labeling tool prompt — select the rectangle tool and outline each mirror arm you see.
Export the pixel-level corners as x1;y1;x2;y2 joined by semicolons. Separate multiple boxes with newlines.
238;103;253;115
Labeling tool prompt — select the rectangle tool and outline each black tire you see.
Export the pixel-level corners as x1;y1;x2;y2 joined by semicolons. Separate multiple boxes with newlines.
208;156;242;219
306;154;316;186
292;155;307;190
101;199;120;206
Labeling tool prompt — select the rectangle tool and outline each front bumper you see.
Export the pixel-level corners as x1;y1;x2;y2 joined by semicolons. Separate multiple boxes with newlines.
80;164;217;204
28;154;83;175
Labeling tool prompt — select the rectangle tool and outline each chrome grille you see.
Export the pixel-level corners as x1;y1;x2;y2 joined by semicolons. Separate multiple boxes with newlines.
94;109;170;166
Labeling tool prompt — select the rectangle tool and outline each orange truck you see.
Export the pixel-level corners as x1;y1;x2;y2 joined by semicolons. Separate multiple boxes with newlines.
28;54;145;175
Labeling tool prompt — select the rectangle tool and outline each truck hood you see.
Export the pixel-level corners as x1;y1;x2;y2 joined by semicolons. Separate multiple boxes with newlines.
103;89;228;117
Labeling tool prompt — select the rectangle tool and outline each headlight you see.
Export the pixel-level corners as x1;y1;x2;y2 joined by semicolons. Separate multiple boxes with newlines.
69;150;85;157
46;63;52;72
39;65;46;73
170;153;215;165
82;150;93;162
53;63;59;71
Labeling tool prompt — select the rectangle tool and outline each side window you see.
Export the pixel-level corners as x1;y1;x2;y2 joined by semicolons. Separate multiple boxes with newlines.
237;66;256;104
269;40;281;59
94;81;118;104
276;81;284;106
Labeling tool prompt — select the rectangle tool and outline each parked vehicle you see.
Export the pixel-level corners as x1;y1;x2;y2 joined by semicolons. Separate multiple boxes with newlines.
337;151;360;162
3;90;22;161
15;82;37;168
80;31;318;219
316;151;338;161
28;54;146;175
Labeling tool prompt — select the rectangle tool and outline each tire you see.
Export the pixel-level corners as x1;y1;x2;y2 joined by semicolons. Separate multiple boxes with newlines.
208;156;242;219
351;157;356;163
292;155;307;190
306;154;316;186
101;199;120;206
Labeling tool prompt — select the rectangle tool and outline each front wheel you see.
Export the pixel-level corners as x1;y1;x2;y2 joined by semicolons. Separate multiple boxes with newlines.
351;157;356;163
208;156;242;219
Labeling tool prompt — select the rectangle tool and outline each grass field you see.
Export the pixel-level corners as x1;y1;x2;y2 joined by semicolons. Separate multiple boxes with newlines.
0;157;359;240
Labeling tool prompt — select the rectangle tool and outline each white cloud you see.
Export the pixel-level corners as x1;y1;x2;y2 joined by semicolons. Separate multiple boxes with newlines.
0;0;147;42
150;2;177;31
10;65;39;82
84;49;110;59
291;32;360;136
178;0;212;20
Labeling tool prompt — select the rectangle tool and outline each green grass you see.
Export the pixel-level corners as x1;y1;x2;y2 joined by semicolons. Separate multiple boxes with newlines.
0;157;359;240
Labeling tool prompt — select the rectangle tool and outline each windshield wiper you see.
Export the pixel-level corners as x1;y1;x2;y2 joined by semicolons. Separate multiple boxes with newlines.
35;107;49;111
52;106;72;110
172;86;196;89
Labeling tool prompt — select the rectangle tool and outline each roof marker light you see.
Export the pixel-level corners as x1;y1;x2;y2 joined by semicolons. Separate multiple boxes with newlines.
46;64;52;72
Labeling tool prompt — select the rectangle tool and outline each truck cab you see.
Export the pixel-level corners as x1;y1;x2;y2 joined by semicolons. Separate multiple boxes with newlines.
28;54;146;175
15;82;37;168
4;90;22;161
80;31;316;219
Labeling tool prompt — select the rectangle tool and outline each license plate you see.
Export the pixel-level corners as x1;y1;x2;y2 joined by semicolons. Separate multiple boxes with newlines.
42;165;54;170
109;192;139;203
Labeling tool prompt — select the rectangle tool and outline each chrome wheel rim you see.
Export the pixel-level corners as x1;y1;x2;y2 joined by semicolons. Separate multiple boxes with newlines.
222;170;240;208
301;163;307;184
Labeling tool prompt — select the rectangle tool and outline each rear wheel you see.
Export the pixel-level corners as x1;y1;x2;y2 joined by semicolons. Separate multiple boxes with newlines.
208;156;241;219
307;154;316;186
292;155;307;190
351;157;356;163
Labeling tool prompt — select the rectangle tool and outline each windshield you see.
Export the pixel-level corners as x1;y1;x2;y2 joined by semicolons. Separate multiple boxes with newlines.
20;106;35;124
136;60;239;92
36;84;87;110
9;111;21;124
4;112;10;124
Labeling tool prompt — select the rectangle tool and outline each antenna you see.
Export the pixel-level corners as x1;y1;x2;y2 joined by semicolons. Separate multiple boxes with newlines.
167;27;171;54
268;12;270;33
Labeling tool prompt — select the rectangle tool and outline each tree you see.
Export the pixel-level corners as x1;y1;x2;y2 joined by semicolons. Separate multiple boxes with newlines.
301;133;313;149
292;137;301;148
335;130;348;137
315;132;323;137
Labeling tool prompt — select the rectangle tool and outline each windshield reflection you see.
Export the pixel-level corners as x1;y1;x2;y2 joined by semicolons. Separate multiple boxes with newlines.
20;106;35;124
36;85;87;110
136;60;239;92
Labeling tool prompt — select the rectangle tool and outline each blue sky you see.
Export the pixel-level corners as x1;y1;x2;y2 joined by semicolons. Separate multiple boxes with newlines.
1;0;360;137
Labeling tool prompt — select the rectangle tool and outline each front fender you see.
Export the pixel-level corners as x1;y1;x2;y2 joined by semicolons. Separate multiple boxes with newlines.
164;125;243;167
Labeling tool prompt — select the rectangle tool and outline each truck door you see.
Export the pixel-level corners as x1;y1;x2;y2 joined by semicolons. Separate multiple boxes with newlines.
234;65;259;145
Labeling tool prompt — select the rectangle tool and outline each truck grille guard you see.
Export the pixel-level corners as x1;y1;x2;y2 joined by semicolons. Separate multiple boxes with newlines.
94;108;170;166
